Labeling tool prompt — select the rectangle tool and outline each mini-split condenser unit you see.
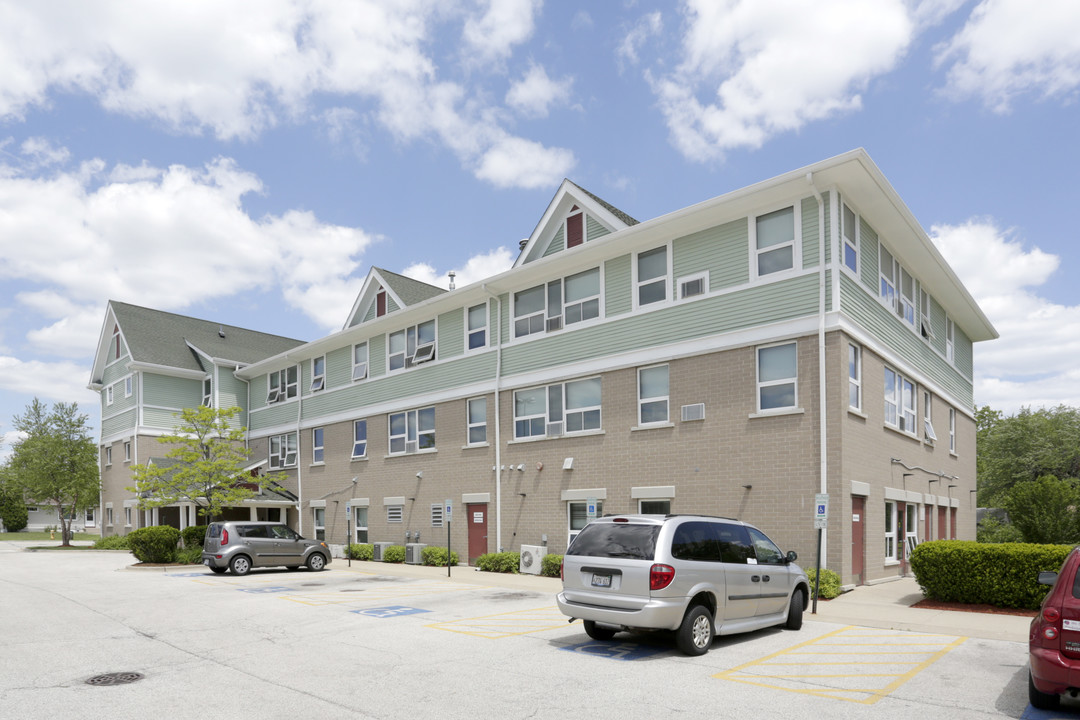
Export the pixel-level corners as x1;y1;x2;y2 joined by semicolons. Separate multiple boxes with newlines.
519;545;546;575
372;542;392;562
405;543;426;565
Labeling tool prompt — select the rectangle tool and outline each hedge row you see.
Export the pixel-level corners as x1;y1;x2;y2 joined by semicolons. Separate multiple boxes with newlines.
474;551;563;578
910;540;1072;610
127;525;181;563
343;545;561;576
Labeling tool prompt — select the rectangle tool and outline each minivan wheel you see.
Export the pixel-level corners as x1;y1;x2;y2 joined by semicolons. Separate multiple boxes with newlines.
676;605;714;656
307;553;326;571
785;589;804;630
1029;671;1060;710
583;620;616;641
229;555;251;576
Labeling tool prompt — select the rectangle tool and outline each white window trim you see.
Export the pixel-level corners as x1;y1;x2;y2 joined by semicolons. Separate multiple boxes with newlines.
841;199;859;276
755;341;798;414
884;367;916;436
945;318;955;365
465;303;488;353
105;447;112;466
466;397;487;447
106;385;114;406
637;364;670;427
513;378;602;441
124;376;133;398
267;366;298;405
311;355;326;393
919;289;935;342
202;377;212;407
676;271;708;301
313;507;325;540
353;506;369;543
632;244;671;311
923;391;937;444
511;267;604;340
949;408;957;455
269;432;298;469
352;342;369;382
388;407;435;456
848;344;862;412
352;419;368;459
312;427;324;465
885;501;898;563
124;441;131;462
749;203;801;281
388;320;437;372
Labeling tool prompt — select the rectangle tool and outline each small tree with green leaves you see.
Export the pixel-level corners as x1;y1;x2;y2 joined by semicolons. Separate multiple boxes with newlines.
0;467;30;532
7;399;99;545
1003;474;1080;544
129;406;267;522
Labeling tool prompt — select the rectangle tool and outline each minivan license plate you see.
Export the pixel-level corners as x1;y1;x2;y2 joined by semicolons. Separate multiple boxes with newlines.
592;574;612;588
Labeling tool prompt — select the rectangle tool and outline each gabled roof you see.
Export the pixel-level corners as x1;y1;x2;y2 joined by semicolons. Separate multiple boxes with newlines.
514;179;638;267
342;266;446;330
89;301;305;386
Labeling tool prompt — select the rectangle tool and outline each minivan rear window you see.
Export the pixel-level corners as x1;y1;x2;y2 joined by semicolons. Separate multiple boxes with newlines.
566;523;659;559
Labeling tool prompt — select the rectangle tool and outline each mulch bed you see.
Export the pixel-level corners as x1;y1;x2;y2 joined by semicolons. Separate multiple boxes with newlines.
911;598;1036;617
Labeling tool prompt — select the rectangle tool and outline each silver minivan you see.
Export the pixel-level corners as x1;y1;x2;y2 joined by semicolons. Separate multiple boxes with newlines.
557;514;809;655
202;521;331;576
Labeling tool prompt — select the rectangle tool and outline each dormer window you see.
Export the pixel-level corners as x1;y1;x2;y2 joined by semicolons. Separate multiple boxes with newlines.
566;206;584;249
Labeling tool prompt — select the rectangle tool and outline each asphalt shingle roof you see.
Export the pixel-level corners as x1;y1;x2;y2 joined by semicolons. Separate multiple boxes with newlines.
374;267;446;307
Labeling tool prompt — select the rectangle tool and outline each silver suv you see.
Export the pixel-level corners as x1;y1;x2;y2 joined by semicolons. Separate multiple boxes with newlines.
202;521;331;576
557;514;809;655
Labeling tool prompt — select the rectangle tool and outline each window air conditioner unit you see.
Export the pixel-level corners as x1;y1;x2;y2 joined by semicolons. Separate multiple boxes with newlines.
519;545;546;575
681;403;705;422
680;278;705;299
405;441;418;454
546;422;563;437
545;316;563;332
405;543;426;565
373;542;392;562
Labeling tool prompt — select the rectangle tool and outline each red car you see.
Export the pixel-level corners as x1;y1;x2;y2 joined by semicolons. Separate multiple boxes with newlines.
1030;547;1080;710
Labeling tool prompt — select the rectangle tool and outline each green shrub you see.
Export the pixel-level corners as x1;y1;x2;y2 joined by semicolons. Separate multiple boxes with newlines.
421;546;460;566
175;546;203;564
541;553;562;577
181;525;208;549
977;516;1024;544
127;525;181;563
910;539;1072;610
475;552;520;573
346;543;374;560
0;488;28;533
93;534;132;550
806;567;843;599
382;545;406;563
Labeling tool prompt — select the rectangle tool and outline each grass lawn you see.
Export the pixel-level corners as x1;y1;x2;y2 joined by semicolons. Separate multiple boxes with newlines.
0;532;100;542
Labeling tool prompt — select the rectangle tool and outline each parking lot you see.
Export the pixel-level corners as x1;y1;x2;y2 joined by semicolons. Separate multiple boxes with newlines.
0;546;1061;719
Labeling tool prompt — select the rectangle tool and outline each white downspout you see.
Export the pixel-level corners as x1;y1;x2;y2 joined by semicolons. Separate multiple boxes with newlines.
482;285;503;552
295;361;304;534
807;173;828;563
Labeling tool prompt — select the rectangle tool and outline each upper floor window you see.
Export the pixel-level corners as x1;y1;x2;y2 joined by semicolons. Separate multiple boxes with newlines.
756;342;797;411
945;319;955;364
566;207;584;248
467;398;487;445
636;246;668;306
923;391;937;443
202;378;212;407
842;202;858;273
848;344;862;411
754;206;795;277
269;432;298;469
389;320;435;371
880;243;915;327
352;420;367;459
514;377;601;439
884;367;915;434
124;376;133;398
106;385;114;406
513;268;600;338
638;365;669;425
467;304;487;350
352;342;369;381
879;244;897;309
312;428;324;464
267;366;298;404
388;407;435;455
311;355;326;392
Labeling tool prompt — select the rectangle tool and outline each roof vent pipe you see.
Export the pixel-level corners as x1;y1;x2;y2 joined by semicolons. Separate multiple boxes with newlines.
448;271;456;290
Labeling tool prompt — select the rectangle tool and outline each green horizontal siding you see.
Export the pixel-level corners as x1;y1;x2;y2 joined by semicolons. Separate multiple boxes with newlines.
326;345;351;390
102;408;137;437
439;308;464;360
143;407;181;430
248;400;300;431
586;215;610;242
544;226;566;257
672;218;748;292
802;196;820;268
217;369;247;429
143;373;201;409
859;219;879;292
369;334;386;377
604;254;632;317
102;358;129;386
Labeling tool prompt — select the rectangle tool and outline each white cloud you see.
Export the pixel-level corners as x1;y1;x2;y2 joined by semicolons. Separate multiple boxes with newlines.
0;356;98;408
936;0;1080;111
0;154;374;359
650;0;915;160
0;1;572;190
618;12;663;69
930;220;1080;413
401;246;514;289
474;135;575;189
506;63;573;118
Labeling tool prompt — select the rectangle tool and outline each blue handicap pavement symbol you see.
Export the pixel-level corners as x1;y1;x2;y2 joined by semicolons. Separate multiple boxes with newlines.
237;586;295;594
560;641;667;661
351;606;431;619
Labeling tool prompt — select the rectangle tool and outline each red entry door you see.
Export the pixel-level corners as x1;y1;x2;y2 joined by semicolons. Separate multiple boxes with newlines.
467;504;488;565
937;506;947;540
851;496;865;586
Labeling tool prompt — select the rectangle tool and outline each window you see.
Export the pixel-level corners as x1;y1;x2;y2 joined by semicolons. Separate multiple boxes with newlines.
564;268;600;325
311;355;326;392
312;428;324;464
636;246;668;306
352;343;369;381
85;507;95;526
568;500;603;545
949;408;956;454
106;507;114;526
513;284;546;337
514;378;601;439
387;505;403;523
842;201;858;273
638;365;669;425
639;499;671;514
389;320;436;371
748;527;784;565
514;268;601;337
124;376;133;398
352;420;367;459
566;207;584;248
757;342;797;411
202;378;212;407
269;433;298;469
754;206;795;277
919;289;934;340
848;344;862;411
125;507;132;526
354;507;368;543
313;508;325;541
885;501;897;562
879;244;897;310
389;407;435;454
899;268;915;326
880;243;916;327
884;367;916;434
467;304;487;350
124;441;131;462
105;447;112;466
267;366;298;404
923;392;937;443
467;398;487;445
905;504;918;555
678;272;707;300
945;319;955;364
431;503;444;528
106;385;113;406
376;289;387;317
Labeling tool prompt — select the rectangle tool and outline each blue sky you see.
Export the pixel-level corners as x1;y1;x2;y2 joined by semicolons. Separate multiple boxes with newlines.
2;0;1079;453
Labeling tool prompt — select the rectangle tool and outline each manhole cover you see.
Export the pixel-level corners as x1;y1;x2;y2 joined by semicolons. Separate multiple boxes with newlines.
86;672;144;686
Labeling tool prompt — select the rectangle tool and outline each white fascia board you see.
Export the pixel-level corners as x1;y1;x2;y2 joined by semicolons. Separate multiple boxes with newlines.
126;361;206;381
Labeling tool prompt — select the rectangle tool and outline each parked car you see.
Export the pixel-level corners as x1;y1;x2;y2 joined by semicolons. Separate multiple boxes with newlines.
1029;547;1080;710
557;514;809;655
201;521;331;576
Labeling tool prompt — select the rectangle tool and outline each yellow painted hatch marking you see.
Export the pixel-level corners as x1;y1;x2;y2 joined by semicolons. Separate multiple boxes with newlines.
426;605;572;639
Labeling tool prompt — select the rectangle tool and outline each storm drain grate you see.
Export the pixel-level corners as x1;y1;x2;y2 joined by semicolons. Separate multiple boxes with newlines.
85;672;144;686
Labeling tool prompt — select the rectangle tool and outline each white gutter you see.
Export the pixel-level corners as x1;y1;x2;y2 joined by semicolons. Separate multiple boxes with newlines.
807;173;828;565
482;284;503;552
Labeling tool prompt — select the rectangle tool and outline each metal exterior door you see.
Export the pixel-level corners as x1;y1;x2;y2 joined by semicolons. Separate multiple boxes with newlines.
466;503;488;565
